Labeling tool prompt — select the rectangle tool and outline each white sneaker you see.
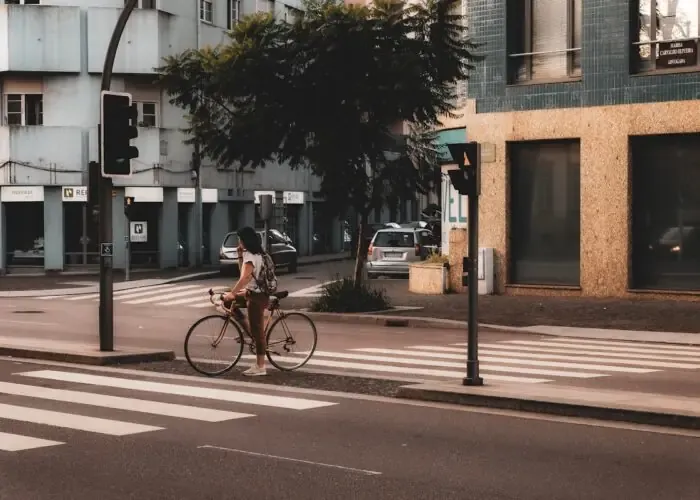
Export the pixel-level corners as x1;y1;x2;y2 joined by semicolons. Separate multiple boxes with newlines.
242;365;266;376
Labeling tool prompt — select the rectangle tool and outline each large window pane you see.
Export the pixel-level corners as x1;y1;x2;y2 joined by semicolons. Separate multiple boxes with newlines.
632;134;700;291
532;0;569;80
509;140;581;286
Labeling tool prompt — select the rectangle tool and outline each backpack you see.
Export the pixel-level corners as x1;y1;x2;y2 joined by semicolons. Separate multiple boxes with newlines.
254;253;278;295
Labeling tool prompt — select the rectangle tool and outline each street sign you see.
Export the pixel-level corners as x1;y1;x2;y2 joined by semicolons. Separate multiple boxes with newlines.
62;186;88;202
130;221;148;243
100;243;113;257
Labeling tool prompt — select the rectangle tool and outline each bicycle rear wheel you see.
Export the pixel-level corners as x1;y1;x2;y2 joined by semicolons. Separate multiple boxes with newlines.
184;314;244;376
265;312;318;371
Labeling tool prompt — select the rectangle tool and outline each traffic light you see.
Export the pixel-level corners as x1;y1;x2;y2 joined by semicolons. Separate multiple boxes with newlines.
101;91;139;177
446;142;481;196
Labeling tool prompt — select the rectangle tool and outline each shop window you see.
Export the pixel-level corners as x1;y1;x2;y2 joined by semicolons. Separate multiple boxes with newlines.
5;203;44;267
4;94;43;126
200;0;213;23
508;139;581;286
507;0;582;84
631;134;700;291
632;0;700;73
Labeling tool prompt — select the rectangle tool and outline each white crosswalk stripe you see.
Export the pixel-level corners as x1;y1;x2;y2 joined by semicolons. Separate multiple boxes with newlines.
0;369;337;453
233;337;700;385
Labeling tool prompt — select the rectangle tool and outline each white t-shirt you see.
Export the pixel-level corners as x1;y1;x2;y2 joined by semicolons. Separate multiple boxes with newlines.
241;251;264;293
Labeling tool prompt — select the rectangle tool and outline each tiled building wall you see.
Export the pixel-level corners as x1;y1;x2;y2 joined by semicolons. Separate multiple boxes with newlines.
468;0;700;113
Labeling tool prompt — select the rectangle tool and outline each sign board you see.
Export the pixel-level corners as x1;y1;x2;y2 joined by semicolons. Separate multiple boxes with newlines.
657;40;697;69
100;242;113;257
130;221;148;243
62;186;88;202
0;186;44;202
254;190;276;204
177;188;196;203
283;191;305;205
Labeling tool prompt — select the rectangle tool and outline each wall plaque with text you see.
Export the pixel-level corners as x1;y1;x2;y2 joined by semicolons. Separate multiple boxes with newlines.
657;40;697;69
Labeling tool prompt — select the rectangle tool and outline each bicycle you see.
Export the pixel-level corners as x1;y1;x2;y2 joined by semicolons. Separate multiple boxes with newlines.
183;287;318;377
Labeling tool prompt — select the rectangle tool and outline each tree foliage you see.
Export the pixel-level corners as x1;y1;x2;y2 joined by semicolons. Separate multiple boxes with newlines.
158;0;480;284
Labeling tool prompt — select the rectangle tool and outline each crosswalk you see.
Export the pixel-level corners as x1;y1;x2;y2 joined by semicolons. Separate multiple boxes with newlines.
37;282;328;308
0;368;337;453
246;337;700;384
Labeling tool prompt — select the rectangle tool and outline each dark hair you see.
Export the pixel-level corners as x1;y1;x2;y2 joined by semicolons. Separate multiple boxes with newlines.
237;226;264;255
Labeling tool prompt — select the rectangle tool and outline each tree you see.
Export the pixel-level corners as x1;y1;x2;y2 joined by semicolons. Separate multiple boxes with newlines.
158;0;480;286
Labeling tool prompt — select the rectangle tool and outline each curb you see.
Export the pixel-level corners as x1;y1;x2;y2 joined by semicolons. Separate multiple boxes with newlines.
0;346;175;366
396;385;700;431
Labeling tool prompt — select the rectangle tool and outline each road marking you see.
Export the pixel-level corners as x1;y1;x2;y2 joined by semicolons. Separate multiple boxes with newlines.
114;284;201;301
0;381;254;422
0;431;64;451
286;350;608;378
503;340;700;357
449;344;700;363
64;283;177;301
198;445;382;476
191;301;217;308
361;347;700;370
125;286;211;305
36;295;61;300
3;319;61;327
155;292;213;306
18;370;337;410
546;338;700;353
238;355;551;383
288;280;336;298
0;403;162;436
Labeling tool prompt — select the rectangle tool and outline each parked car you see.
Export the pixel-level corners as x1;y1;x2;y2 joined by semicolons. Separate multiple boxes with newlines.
365;227;440;278
219;230;298;276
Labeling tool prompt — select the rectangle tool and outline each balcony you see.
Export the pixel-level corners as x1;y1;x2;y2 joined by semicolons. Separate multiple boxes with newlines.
88;127;193;188
0;5;81;73
0;126;84;186
87;8;195;75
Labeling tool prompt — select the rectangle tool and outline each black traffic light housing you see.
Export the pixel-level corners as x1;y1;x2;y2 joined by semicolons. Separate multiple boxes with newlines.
101;91;139;177
446;142;481;196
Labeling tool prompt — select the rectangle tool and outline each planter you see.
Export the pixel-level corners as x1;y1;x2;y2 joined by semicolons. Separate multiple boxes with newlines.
408;262;449;295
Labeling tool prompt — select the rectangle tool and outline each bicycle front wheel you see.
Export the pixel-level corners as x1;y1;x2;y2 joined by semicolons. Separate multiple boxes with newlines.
184;314;244;376
266;312;318;371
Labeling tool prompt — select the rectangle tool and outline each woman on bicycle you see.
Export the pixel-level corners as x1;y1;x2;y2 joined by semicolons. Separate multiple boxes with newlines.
222;226;269;376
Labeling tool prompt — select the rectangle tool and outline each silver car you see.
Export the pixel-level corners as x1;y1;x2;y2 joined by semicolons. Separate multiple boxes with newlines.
365;228;439;278
219;230;298;276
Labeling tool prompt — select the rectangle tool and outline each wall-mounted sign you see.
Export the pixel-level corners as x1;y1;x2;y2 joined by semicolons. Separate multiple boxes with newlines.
202;188;218;204
283;191;305;205
125;187;163;203
657;40;697;69
62;186;88;202
130;221;148;243
0;186;44;202
177;188;196;203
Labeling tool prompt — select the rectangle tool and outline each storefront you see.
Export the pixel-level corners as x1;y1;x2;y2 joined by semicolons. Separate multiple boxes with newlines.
62;186;98;268
1;186;45;271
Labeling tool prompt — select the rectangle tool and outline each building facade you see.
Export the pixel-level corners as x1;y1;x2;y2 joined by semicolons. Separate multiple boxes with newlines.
440;0;700;298
0;0;346;274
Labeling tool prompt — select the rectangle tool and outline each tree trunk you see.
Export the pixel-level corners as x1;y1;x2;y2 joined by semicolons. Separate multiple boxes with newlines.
352;212;369;287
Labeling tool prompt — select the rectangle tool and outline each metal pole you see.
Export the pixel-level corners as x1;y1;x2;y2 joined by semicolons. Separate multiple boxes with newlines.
125;215;130;282
193;145;203;267
263;220;269;252
98;0;139;352
464;191;483;386
81;204;88;265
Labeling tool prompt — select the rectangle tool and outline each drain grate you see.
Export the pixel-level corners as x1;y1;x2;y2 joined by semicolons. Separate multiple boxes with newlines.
13;310;44;314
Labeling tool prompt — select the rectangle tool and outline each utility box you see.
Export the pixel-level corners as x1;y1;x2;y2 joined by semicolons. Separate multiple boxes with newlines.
477;247;495;295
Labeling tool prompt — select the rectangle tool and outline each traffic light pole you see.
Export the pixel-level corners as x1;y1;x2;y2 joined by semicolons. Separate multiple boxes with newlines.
97;0;138;351
464;189;483;386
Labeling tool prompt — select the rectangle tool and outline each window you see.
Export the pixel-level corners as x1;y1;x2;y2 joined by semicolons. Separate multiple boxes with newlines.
4;94;43;126
633;0;700;73
373;231;415;248
256;0;273;14
508;140;581;286
507;0;582;84
200;0;213;23
227;0;240;29
124;0;156;7
631;134;700;291
135;101;158;127
4;0;41;4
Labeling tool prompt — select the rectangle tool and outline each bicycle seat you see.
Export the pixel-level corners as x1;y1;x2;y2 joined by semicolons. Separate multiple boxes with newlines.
272;290;289;299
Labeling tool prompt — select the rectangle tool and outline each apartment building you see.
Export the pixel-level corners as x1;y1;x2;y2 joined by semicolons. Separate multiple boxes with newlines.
441;0;700;299
0;0;347;274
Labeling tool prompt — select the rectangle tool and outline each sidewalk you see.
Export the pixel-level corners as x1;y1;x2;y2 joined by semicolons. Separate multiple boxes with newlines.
398;381;700;430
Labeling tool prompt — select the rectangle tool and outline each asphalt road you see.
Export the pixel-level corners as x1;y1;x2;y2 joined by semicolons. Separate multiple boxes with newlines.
1;359;699;500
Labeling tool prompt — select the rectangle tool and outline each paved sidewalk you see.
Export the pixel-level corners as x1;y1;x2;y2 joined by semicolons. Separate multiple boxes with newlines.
398;381;700;430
